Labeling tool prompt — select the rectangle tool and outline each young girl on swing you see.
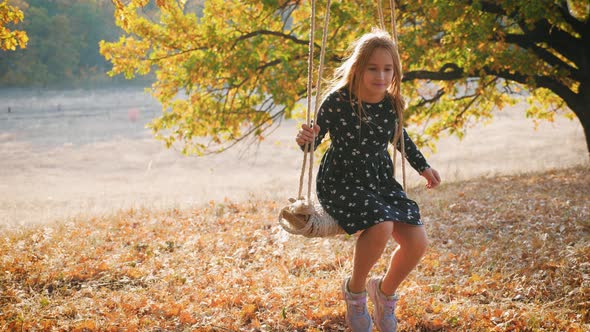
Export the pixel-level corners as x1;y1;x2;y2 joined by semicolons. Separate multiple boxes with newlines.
295;28;441;332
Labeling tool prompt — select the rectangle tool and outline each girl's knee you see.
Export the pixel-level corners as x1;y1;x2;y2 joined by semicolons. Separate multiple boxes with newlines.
416;235;429;256
410;232;428;258
395;225;428;256
375;221;395;236
363;221;394;242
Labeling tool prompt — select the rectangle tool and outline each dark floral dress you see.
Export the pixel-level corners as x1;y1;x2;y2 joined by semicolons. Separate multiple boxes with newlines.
306;89;431;234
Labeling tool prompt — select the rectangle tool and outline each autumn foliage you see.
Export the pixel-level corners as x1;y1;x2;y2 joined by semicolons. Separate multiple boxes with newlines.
1;166;588;331
0;0;28;51
100;0;590;155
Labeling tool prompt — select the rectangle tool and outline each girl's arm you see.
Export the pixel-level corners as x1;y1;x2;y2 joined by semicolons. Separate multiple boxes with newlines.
395;128;441;188
296;97;333;151
395;128;429;173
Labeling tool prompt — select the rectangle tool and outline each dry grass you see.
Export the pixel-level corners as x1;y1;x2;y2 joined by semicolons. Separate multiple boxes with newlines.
1;165;588;331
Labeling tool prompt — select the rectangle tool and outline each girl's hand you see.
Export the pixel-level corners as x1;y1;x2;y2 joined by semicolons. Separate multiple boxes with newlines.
421;167;441;189
296;123;321;146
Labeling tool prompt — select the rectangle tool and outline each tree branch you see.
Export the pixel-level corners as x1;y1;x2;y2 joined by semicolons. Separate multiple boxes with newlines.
477;1;508;16
201;108;285;155
148;46;208;62
279;1;300;31
483;66;578;103
256;59;282;72
478;1;584;74
231;30;309;49
504;33;582;81
404;63;464;81
439;78;497;132
518;17;582;67
557;0;586;34
403;61;577;108
502;80;522;95
415;88;445;107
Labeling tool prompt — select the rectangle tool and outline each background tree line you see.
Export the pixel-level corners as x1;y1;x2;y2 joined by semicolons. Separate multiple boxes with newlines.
0;0;151;87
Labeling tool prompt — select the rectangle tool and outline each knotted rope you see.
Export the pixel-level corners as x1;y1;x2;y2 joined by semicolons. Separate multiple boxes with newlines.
280;0;343;238
298;0;331;202
379;0;406;190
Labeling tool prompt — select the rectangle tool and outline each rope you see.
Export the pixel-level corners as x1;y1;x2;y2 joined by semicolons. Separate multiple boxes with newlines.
399;114;407;190
377;0;385;30
297;0;331;202
379;0;406;190
308;0;331;202
280;0;343;238
390;0;398;45
391;0;407;190
297;0;317;199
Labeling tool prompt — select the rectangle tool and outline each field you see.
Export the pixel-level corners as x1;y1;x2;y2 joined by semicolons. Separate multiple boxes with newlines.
0;88;588;330
0;89;587;228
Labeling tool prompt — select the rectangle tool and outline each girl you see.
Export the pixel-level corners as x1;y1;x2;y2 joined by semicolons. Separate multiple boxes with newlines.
295;29;441;332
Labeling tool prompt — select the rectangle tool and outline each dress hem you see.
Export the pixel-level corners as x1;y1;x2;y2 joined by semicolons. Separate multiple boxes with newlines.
340;218;424;235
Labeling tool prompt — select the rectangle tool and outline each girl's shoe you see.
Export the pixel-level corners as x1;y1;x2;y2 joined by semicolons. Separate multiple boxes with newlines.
342;278;372;332
367;278;398;332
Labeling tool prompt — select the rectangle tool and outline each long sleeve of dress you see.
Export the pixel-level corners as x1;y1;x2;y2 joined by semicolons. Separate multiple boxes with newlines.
395;128;430;174
298;98;334;152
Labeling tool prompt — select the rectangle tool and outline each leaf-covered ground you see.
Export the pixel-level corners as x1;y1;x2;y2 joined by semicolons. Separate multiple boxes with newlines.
1;166;588;331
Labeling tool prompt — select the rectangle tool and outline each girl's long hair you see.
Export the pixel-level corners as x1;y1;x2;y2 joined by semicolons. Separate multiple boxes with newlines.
322;28;405;147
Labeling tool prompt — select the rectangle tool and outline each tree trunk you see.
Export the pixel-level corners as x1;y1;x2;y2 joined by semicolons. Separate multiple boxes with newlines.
578;106;590;161
569;82;590;161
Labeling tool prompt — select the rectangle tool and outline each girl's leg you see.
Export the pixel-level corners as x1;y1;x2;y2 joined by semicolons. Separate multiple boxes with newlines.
380;223;428;296
348;222;393;293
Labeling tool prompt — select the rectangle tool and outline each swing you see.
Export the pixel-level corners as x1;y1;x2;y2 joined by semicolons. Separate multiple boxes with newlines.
278;0;405;238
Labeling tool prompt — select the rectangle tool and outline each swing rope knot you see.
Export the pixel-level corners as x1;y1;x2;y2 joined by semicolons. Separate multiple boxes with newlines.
278;197;345;238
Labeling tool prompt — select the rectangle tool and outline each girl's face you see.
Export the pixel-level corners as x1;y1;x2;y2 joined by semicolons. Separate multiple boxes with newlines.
359;47;394;102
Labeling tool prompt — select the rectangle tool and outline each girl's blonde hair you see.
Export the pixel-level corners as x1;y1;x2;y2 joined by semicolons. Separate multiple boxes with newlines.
323;28;405;146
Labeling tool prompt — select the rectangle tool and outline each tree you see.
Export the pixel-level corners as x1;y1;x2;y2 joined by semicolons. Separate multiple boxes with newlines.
100;0;590;157
0;6;79;85
0;0;28;51
0;1;123;86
